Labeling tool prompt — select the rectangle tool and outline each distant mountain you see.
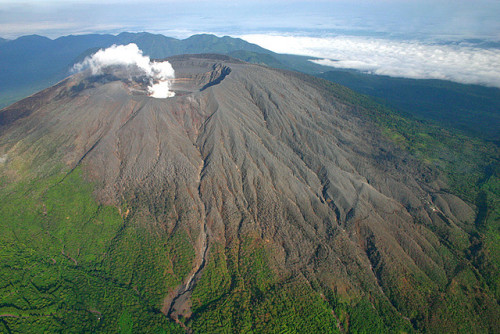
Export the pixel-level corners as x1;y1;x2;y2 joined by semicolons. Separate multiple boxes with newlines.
1;54;498;333
0;34;116;107
318;70;500;141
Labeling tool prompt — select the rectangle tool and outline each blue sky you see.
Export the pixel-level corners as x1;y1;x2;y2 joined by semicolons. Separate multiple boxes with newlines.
1;0;500;87
1;0;499;41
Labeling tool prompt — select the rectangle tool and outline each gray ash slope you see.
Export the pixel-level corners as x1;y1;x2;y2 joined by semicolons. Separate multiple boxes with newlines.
0;54;492;330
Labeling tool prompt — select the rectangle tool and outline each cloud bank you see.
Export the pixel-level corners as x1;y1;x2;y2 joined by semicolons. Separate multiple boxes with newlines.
241;34;500;88
73;43;175;98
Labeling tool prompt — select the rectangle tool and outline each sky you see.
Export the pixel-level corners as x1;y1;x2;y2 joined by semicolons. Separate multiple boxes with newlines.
1;0;500;86
1;0;499;41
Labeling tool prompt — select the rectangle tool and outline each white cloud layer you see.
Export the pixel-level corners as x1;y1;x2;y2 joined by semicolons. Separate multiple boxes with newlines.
73;43;175;98
240;34;500;88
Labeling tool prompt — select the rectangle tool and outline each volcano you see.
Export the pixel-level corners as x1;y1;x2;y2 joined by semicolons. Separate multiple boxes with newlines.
0;54;497;333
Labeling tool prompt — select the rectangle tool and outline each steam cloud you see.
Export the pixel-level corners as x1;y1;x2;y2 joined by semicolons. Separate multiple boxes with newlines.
240;34;500;88
73;43;175;98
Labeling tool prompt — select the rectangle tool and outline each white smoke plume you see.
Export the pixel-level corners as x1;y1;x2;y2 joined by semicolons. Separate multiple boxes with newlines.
73;43;175;98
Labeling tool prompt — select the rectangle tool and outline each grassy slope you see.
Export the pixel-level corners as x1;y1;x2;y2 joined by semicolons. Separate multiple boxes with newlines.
0;162;188;333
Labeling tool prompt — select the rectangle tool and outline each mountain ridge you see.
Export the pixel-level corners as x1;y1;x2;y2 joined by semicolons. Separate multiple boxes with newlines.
1;54;497;332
